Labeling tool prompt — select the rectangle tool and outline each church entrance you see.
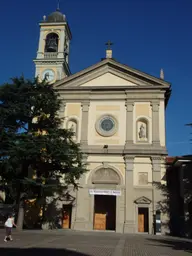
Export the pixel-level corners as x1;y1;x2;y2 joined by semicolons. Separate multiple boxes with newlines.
62;205;72;229
93;195;116;231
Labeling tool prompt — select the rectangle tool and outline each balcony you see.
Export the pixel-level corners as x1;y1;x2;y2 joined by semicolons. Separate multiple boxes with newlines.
44;52;58;59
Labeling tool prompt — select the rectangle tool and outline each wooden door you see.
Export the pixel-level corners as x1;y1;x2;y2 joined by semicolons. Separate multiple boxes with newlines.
63;209;70;229
138;214;144;232
94;213;106;230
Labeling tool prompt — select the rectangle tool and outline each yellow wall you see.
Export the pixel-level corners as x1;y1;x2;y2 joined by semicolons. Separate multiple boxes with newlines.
134;157;152;186
88;101;126;145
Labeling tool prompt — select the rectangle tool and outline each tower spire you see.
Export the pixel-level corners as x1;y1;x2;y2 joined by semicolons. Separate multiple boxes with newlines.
160;68;164;80
57;0;60;11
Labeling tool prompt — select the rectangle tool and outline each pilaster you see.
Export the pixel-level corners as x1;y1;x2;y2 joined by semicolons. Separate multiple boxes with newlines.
123;155;135;233
37;29;44;59
125;100;134;148
73;154;90;231
151;101;160;146
58;29;65;58
151;156;161;212
80;101;90;146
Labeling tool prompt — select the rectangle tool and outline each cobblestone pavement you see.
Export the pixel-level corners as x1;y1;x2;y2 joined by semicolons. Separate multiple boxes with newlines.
0;229;191;256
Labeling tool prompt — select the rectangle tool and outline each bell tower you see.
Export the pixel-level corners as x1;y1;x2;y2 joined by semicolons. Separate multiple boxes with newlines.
34;8;72;83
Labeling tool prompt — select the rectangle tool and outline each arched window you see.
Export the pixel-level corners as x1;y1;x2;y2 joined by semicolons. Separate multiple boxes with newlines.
136;118;149;142
45;33;59;52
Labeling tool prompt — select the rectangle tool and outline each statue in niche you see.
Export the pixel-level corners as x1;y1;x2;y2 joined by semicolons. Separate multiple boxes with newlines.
68;120;77;140
138;123;147;139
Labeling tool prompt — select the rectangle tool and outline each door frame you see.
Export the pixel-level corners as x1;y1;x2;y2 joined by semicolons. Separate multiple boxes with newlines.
90;184;125;233
135;203;152;234
62;204;72;229
93;195;117;231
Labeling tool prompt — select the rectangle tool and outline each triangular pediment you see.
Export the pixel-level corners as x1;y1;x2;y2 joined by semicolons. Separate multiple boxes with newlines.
55;58;170;89
80;72;137;87
134;196;151;205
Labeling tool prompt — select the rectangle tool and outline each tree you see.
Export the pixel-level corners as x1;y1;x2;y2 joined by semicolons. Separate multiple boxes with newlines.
0;77;86;229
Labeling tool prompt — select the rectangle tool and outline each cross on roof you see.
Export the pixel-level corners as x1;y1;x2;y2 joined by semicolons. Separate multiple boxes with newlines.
105;40;113;50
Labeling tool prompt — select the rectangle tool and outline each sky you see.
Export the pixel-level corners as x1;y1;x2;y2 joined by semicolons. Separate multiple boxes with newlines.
0;0;192;156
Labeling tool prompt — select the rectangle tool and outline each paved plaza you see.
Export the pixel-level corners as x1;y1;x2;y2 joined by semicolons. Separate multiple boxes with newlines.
0;229;191;256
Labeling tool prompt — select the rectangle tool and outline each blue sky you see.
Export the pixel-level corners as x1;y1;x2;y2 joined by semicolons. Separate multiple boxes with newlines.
0;0;192;156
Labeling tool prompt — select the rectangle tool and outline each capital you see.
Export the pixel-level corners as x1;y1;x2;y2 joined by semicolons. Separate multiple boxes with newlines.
59;101;66;112
81;101;90;112
125;100;134;112
150;101;159;112
124;155;135;171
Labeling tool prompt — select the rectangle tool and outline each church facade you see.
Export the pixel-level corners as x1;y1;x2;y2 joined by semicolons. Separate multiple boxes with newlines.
34;8;171;234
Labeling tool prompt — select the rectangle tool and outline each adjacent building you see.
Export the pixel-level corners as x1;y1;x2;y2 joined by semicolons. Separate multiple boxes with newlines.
166;155;192;237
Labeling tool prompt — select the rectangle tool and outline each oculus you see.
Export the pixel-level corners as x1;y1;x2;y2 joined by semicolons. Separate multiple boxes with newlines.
95;115;118;137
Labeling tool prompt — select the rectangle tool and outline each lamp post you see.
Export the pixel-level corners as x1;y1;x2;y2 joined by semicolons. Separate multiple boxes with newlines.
148;181;156;235
152;182;156;235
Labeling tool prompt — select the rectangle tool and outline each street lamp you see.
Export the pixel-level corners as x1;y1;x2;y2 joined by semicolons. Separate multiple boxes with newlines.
148;181;156;235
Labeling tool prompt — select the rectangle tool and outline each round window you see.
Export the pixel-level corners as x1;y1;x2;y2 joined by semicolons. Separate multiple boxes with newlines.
95;115;118;137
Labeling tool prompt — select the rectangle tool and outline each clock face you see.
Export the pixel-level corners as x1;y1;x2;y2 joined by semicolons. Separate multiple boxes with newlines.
42;69;55;82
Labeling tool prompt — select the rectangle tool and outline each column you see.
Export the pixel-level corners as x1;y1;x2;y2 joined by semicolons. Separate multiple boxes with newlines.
151;101;160;146
125;100;134;148
123;156;135;233
80;101;90;146
58;29;65;58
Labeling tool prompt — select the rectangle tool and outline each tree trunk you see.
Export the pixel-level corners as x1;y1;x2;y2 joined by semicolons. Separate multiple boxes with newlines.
16;194;25;230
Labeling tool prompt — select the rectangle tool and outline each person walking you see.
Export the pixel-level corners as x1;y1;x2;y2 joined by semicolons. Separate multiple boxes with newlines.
4;214;17;242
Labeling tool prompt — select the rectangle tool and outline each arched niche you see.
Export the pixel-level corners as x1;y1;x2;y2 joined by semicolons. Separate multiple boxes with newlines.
136;117;149;142
45;33;59;53
67;118;78;141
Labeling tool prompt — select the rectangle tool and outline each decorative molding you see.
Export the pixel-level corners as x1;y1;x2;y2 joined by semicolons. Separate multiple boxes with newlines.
134;196;152;205
92;168;121;185
124;155;135;171
151;101;160;112
102;162;109;169
81;101;90;112
87;164;124;185
125;101;134;112
151;156;162;161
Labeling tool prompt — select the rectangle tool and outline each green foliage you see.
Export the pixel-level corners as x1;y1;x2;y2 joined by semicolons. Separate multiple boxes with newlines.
0;77;86;204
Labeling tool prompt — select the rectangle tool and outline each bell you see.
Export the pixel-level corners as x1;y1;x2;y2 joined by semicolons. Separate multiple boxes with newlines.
46;37;58;52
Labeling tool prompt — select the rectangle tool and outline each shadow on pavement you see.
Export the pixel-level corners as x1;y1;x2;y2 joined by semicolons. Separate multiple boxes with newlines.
146;237;192;253
0;248;91;256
